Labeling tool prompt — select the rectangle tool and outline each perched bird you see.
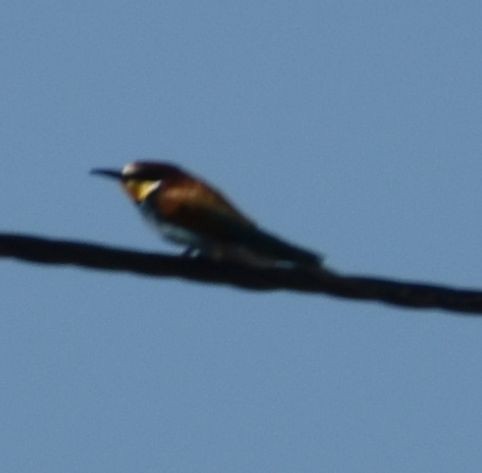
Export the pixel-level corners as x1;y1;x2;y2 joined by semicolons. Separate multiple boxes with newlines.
91;162;322;268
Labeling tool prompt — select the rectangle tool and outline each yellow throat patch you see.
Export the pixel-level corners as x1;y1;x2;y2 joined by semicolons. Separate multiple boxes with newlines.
122;179;160;203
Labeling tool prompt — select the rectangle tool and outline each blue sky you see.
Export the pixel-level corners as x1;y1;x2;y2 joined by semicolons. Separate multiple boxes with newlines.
1;1;482;471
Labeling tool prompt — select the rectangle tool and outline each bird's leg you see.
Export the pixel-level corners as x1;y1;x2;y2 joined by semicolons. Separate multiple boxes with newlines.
181;246;201;258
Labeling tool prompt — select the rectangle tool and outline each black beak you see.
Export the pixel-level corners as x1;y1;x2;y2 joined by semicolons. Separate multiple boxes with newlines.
90;168;124;180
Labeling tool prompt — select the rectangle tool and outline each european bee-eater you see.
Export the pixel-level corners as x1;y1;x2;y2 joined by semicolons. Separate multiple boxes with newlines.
91;162;322;268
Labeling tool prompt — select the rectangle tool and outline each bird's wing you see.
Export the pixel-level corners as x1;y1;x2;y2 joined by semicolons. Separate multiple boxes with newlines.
156;179;256;234
155;179;321;266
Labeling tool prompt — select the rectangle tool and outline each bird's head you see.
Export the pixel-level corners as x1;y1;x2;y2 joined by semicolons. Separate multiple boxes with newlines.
91;161;185;203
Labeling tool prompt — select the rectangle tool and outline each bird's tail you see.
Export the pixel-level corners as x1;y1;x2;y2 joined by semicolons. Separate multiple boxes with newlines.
236;226;323;268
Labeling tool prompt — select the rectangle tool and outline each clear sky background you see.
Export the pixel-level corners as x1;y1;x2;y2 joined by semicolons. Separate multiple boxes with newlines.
1;1;481;472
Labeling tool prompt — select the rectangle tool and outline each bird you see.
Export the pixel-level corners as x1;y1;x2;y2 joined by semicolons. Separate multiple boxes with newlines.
91;161;322;268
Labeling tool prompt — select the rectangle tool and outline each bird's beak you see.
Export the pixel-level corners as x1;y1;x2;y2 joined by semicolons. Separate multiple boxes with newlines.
90;168;124;180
